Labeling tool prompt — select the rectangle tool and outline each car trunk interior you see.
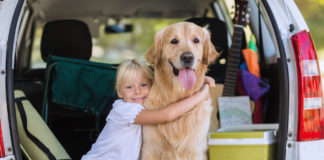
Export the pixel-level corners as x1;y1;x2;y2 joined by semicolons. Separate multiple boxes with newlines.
14;0;281;159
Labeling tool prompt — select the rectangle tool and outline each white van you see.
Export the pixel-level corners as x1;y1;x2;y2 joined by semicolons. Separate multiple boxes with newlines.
0;0;323;159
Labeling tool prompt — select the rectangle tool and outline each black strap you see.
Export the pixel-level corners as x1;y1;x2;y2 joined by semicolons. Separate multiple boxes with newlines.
15;97;56;160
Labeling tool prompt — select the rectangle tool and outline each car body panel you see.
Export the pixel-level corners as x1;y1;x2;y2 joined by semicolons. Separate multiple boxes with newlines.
296;140;324;160
265;0;324;159
0;0;20;158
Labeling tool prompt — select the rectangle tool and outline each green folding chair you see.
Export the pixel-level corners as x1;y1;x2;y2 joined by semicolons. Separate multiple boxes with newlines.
41;55;117;133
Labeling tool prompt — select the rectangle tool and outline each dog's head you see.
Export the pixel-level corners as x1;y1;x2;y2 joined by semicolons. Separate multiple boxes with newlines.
146;22;219;90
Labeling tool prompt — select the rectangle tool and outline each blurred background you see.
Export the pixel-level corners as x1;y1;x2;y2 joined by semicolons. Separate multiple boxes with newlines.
30;0;324;81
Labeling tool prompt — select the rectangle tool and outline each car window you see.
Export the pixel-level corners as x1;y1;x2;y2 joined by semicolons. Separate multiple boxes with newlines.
91;18;183;64
30;23;45;69
218;0;278;65
30;18;184;68
260;16;277;65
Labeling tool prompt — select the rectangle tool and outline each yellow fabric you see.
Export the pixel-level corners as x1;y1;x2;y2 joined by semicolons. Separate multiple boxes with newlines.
208;144;276;160
15;90;70;160
20;144;32;160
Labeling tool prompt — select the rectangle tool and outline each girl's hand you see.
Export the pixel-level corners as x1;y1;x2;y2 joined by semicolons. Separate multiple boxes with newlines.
199;84;210;101
204;76;216;88
198;76;215;101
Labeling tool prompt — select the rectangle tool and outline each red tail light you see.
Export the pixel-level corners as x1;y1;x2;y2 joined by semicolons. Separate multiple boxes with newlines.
291;30;324;141
0;119;5;157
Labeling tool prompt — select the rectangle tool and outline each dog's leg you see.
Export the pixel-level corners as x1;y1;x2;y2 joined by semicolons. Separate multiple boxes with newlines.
141;126;165;160
141;152;159;160
178;151;205;160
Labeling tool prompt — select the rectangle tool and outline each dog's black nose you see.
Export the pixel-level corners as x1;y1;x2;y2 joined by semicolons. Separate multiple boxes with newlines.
180;52;194;67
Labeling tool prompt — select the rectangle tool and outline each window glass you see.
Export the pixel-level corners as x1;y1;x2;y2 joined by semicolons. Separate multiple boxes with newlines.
30;18;184;68
31;23;46;69
218;0;277;65
91;18;183;64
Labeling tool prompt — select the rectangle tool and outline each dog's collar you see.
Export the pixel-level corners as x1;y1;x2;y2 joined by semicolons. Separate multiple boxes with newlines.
168;60;179;76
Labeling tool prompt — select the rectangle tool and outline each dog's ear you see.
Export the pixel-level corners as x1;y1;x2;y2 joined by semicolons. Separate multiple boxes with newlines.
145;45;156;65
145;28;166;65
202;26;219;65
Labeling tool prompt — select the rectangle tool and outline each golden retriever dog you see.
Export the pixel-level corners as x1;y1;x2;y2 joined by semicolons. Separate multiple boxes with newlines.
142;22;219;160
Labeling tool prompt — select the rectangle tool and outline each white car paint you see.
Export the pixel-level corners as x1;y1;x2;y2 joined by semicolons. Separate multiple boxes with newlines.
0;0;19;158
266;0;324;160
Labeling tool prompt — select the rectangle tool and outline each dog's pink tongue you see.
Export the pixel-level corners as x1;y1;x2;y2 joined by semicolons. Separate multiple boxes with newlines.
178;68;196;90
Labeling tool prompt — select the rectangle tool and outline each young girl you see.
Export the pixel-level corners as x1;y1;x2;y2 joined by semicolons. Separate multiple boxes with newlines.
81;58;215;160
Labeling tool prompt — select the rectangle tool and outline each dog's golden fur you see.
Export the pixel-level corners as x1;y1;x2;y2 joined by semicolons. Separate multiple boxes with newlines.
141;22;219;160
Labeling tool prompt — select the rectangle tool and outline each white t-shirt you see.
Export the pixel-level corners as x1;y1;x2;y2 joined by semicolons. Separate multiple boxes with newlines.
81;99;144;160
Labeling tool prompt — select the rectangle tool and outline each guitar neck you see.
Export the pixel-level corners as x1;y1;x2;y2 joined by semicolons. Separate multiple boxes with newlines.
222;25;244;96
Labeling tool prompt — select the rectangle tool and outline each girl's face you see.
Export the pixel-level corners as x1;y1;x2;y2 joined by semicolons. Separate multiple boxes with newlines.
117;73;151;105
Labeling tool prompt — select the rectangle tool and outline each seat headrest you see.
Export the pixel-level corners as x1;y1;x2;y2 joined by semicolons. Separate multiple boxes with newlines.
41;20;92;61
186;17;228;56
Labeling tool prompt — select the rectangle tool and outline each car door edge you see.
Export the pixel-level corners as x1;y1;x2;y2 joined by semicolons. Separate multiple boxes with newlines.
6;0;25;159
261;0;290;160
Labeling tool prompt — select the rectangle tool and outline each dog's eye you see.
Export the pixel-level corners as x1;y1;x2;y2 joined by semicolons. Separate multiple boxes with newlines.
193;38;200;43
170;39;178;44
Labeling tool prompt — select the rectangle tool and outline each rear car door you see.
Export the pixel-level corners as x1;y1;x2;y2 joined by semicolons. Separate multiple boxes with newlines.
215;0;324;159
262;0;324;159
0;0;25;159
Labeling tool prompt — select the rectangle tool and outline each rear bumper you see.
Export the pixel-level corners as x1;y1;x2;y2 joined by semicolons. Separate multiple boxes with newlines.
297;139;324;160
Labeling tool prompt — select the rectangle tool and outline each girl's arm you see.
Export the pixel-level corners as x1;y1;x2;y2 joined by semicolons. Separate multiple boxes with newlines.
134;76;215;125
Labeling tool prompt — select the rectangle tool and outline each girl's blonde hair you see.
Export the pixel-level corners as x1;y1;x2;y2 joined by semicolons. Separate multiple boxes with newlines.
115;58;154;91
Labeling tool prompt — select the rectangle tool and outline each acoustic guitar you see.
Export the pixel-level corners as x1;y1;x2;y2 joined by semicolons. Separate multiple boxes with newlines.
222;0;249;97
209;0;251;131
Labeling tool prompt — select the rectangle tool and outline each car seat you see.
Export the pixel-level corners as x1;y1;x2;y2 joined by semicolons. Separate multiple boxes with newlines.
40;19;117;158
40;19;92;61
40;19;116;122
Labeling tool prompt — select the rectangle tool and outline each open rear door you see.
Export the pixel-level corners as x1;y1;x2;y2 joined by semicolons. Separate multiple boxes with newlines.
0;0;25;159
